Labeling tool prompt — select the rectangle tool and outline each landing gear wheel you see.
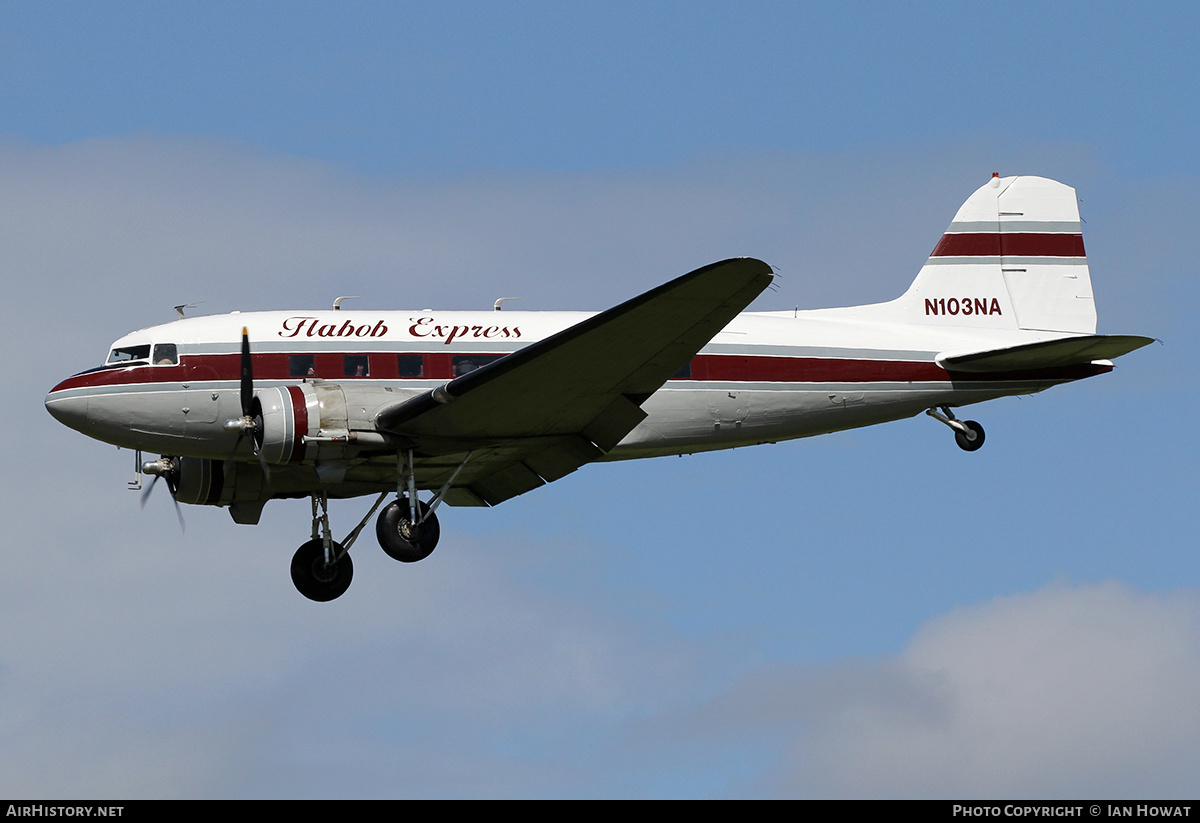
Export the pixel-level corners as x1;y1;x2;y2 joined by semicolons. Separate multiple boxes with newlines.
290;538;353;601
955;420;986;452
376;498;440;563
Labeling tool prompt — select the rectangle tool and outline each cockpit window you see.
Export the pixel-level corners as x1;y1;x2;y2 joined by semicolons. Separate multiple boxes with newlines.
152;343;178;365
107;345;150;364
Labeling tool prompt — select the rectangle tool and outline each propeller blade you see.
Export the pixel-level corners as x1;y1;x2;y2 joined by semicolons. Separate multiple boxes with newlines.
229;333;270;484
240;326;253;418
172;495;186;534
140;474;159;508
256;446;272;483
140;460;185;533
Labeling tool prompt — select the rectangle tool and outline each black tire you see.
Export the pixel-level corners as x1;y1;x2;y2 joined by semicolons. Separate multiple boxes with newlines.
376;498;440;563
290;538;353;601
954;420;986;452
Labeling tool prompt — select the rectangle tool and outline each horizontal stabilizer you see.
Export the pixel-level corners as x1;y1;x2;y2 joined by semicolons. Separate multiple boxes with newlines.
936;334;1153;373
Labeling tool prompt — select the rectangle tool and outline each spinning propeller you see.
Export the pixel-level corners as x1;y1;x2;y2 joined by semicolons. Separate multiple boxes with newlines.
140;455;185;532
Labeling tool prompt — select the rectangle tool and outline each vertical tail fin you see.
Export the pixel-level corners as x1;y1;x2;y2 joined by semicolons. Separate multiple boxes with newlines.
901;175;1097;334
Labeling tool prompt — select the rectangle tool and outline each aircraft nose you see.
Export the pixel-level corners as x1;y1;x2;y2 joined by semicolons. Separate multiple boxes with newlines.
45;383;89;434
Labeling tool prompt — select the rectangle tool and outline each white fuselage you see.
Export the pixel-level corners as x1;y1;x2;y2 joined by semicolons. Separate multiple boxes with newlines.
45;303;1094;472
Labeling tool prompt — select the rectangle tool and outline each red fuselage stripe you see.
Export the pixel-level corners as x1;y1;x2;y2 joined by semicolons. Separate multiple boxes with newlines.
49;351;1108;393
930;233;1086;258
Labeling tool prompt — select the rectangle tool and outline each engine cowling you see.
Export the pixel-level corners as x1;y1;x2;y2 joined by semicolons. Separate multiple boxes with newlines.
169;456;275;524
250;382;415;464
253;385;313;464
172;457;264;507
173;382;418;523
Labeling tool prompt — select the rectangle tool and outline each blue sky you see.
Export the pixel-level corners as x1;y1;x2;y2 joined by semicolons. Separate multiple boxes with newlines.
2;2;1197;798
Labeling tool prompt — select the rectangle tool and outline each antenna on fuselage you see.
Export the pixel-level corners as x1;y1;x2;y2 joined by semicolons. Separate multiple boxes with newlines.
493;297;521;311
333;296;360;310
174;302;203;320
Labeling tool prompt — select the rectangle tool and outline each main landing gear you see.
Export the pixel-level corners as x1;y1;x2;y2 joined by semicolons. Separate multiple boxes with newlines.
289;490;443;601
376;497;440;562
289;450;469;601
291;536;353;602
926;406;986;452
289;491;372;602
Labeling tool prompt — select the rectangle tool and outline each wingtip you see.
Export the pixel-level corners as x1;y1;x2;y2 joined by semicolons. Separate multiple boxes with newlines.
698;256;775;286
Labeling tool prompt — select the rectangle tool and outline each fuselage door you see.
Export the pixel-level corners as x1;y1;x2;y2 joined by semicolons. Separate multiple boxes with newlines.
180;340;221;429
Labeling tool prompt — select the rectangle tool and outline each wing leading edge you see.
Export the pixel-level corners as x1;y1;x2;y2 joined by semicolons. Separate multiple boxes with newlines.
374;257;774;505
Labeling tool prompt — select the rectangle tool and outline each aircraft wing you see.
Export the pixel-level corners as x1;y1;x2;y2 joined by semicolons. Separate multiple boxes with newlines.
373;257;774;505
936;334;1154;373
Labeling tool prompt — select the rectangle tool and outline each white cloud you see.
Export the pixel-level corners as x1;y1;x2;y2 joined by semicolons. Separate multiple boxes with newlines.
662;582;1200;797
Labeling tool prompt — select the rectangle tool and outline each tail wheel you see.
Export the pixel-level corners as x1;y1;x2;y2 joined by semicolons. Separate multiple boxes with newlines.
954;421;986;452
376;498;440;562
290;538;353;601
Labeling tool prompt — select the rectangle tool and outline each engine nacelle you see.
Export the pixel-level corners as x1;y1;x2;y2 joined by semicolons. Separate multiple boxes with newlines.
254;385;312;464
177;382;416;523
173;456;266;508
171;456;284;524
252;382;415;464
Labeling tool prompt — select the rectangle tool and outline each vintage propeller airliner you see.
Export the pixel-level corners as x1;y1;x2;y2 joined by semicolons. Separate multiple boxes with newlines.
46;175;1151;601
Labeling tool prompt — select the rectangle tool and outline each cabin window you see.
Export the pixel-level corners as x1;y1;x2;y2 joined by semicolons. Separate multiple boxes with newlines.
107;345;150;364
344;355;369;377
152;343;178;365
289;355;316;377
397;354;424;378
452;354;504;376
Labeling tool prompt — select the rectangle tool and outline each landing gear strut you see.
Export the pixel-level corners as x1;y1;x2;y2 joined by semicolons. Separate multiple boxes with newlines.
288;450;472;600
926;406;986;452
373;448;470;564
289;490;388;602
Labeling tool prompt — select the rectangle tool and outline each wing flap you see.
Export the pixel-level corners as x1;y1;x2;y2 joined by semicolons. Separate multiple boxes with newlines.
581;395;648;452
470;461;545;505
430;434;603;507
442;487;489;507
523;435;605;483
